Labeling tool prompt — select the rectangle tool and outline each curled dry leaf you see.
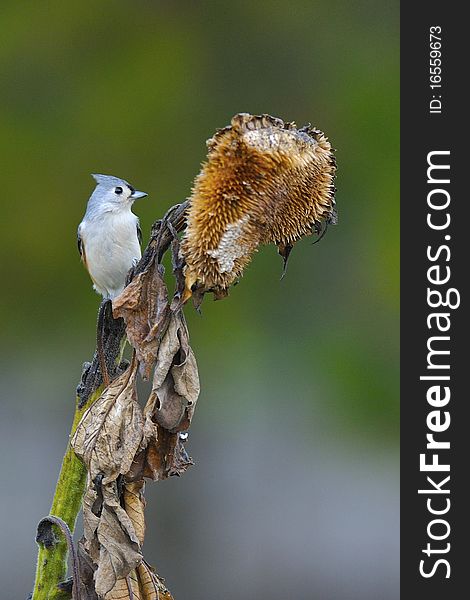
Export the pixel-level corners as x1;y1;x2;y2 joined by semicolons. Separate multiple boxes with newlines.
78;539;99;600
113;258;171;381
79;475;144;597
72;362;143;483
104;575;138;600
142;427;193;481
136;561;174;600
181;112;337;299
79;477;144;598
94;483;143;598
72;363;146;597
79;475;169;599
123;480;146;547
145;311;200;433
105;562;174;600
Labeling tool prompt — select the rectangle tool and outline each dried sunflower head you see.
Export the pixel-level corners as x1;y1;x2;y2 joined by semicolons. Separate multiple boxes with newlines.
181;113;337;301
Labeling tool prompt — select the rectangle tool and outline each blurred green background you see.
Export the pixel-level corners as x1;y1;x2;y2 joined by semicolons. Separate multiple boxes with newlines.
0;1;399;598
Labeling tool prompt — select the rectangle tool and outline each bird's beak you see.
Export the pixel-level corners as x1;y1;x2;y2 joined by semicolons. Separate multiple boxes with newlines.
130;190;148;200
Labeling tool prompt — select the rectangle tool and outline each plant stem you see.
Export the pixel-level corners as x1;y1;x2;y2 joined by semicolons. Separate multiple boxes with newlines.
32;387;102;600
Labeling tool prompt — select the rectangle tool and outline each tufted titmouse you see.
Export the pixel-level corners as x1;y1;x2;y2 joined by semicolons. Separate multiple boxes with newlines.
78;174;147;299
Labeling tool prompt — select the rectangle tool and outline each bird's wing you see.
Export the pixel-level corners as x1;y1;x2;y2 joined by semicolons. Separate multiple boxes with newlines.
77;227;87;267
137;221;142;245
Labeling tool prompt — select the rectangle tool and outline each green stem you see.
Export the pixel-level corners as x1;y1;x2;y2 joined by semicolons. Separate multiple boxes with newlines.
32;387;102;600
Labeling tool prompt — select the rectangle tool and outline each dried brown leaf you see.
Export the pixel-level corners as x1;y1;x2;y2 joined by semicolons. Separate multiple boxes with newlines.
145;312;199;433
80;479;144;598
113;259;170;380
104;562;173;600
72;364;143;483
81;482;101;560
127;427;193;483
104;573;139;600
137;561;174;600
93;483;143;598
73;362;147;597
144;428;193;481
77;539;99;600
123;480;146;547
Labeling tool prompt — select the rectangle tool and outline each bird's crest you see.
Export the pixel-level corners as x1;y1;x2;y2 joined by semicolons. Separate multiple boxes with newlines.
92;173;129;188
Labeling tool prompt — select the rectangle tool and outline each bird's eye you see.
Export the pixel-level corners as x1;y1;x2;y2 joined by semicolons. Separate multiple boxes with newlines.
115;186;123;195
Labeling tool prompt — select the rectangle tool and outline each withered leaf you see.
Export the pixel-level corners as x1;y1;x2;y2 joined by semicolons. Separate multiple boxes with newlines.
144;428;193;481
73;362;146;597
105;562;174;600
123;480;146;547
137;561;174;600
82;484;100;558
81;479;144;598
113;259;170;380
145;311;199;433
78;539;99;600
104;575;138;600
72;363;143;484
94;483;143;598
127;427;193;483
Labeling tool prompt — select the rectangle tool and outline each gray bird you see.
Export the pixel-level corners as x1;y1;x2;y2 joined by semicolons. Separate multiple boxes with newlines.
78;174;147;299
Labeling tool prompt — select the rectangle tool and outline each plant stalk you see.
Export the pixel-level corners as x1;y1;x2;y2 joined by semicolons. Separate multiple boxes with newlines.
32;387;102;600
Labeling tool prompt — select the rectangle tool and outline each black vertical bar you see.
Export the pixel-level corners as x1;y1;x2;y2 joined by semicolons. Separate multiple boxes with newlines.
401;4;467;598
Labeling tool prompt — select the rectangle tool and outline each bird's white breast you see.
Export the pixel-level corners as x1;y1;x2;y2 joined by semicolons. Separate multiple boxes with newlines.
80;210;141;299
